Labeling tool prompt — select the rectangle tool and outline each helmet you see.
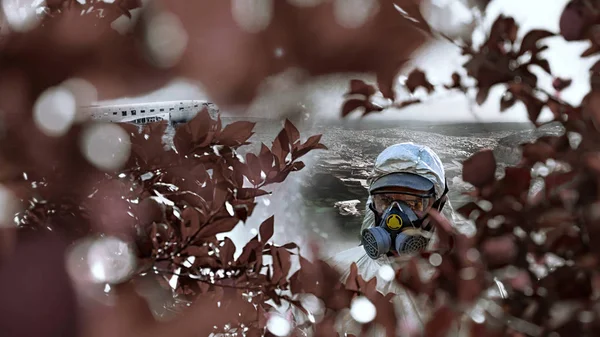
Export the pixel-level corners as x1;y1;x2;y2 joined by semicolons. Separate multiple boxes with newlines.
367;142;446;198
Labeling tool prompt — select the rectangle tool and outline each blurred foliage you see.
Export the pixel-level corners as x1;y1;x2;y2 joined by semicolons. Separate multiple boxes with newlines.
3;0;600;337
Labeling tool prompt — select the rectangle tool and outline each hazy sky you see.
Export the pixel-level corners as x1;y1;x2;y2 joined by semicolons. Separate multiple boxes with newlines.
100;0;599;123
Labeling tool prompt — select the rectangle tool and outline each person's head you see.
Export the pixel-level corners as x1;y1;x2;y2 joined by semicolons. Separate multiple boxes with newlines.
361;142;448;259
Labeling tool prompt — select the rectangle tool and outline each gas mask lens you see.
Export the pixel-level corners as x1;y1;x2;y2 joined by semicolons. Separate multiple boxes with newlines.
372;193;432;215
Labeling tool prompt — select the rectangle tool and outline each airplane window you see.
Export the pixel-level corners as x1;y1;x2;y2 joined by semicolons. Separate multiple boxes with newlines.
141;110;145;113
169;108;174;111
150;109;155;112
113;112;117;115
179;107;184;110
131;110;136;115
122;111;127;116
160;108;164;111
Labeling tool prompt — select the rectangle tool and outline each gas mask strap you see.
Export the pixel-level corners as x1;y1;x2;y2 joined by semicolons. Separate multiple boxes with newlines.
431;179;449;212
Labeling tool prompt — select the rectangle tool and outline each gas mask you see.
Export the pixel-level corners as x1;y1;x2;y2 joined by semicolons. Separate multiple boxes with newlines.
361;200;433;259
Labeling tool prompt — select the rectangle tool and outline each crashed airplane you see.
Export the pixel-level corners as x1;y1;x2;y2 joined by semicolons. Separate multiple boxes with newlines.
79;100;219;125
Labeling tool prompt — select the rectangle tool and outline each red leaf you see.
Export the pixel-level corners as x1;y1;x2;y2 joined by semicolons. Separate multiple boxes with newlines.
424;306;456;337
281;242;298;250
481;235;518;268
545;171;577;196
500;91;517;112
301;134;323;150
457;202;483;219
518;29;555;56
196;217;239;239
396;259;430;295
344;263;359;291
258;143;275;173
237;235;261;264
521;141;556;164
444;72;466;92
235;188;270;200
284;119;300;145
394;99;422;108
486;15;518;51
188;108;213;144
346;79;377;97
212;184;229;211
220;237;236;265
405;69;435;94
462;149;497;188
276;248;292;286
173;124;193;154
290;161;305;171
259;215;275;243
476;86;491;105
218;121;255;146
529;57;552;74
181;207;202;240
502;167;531;198
271;129;290;168
342;99;367;117
245;153;263;184
553;77;572;91
269;247;286;285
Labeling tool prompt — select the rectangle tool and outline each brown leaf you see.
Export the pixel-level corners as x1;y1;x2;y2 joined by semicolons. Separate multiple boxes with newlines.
462;149;497;188
521;141;556;165
181;207;202;240
235;188;270;200
293;134;328;160
500;91;517;111
394;99;422;108
258;143;275;171
502;167;531;198
284;119;300;145
476;86;491;105
276;248;292;286
173;123;193;155
529;57;552;74
405;69;435;94
212;184;229;211
518;29;555;56
481;235;518;268
346;79;377;97
245;153;263;185
220;237;236;265
188;108;213;144
196;216;239;239
237;235;261;264
553;77;573;91
342;99;368;117
259;215;275;243
485;15;518;52
424;306;457;337
290;161;305;171
457;202;484;219
345;263;359;292
559;1;588;41
218;121;255;146
444;72;466;92
396;258;432;296
271;129;290;168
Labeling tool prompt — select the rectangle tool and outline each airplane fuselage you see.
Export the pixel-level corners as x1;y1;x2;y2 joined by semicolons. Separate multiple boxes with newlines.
79;100;218;125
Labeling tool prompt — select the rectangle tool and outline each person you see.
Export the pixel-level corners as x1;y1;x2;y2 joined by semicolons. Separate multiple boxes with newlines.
289;142;472;337
326;142;466;336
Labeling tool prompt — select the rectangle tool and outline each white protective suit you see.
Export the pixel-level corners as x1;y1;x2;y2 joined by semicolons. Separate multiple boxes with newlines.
293;142;475;337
